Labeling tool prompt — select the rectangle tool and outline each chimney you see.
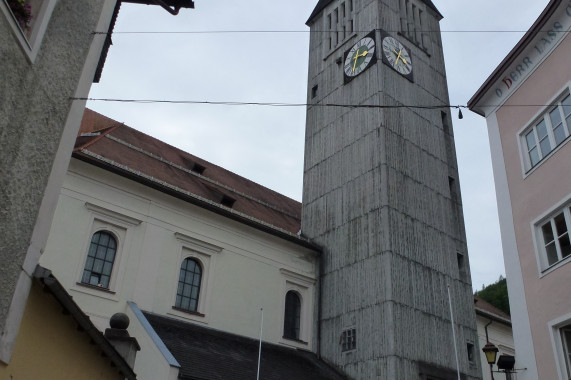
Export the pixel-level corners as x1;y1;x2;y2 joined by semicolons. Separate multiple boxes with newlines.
104;313;140;368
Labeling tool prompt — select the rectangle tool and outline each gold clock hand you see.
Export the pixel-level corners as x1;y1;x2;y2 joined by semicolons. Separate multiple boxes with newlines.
351;49;370;73
394;49;403;65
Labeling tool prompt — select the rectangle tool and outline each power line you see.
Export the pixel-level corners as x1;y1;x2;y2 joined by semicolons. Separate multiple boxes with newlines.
75;97;568;109
91;29;571;35
75;97;463;109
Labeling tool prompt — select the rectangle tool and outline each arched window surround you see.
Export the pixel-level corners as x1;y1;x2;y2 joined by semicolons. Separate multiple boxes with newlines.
169;232;222;321
74;202;142;297
279;268;316;347
174;257;203;313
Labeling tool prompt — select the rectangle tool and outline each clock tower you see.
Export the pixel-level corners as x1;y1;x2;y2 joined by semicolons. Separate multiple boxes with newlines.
302;1;481;379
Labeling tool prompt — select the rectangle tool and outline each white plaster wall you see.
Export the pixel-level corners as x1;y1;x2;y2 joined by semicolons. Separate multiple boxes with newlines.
476;315;514;380
40;158;319;377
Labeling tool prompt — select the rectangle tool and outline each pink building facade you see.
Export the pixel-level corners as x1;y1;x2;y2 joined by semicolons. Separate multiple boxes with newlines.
469;1;571;379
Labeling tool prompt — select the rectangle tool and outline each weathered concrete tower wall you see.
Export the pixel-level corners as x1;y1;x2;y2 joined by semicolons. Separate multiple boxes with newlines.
302;0;481;378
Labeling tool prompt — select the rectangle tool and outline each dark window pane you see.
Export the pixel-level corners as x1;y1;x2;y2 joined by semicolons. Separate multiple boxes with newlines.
181;297;190;310
284;291;301;339
547;242;558;266
190;299;197;311
96;245;107;259
106;249;115;262
91;232;101;244
191;286;199;300
101;275;110;288
543;222;555;243
525;131;536;150
550;108;563;128
88;243;97;257
103;262;113;276
537;120;548;140
554;124;566;145
539;136;552;156
99;232;109;246
89;275;99;286
560;234;571;259
529;147;540;167
93;259;104;273
555;213;568;236
185;271;194;284
82;270;90;283
183;284;191;297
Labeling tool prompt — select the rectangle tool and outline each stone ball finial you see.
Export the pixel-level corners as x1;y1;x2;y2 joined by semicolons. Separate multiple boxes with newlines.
109;312;130;329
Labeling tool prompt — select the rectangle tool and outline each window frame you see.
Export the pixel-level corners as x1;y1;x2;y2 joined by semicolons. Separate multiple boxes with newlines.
519;89;571;174
279;268;316;347
283;290;302;340
532;196;571;275
0;0;57;62
74;202;141;298
168;232;221;322
173;257;203;314
81;230;118;290
548;313;571;380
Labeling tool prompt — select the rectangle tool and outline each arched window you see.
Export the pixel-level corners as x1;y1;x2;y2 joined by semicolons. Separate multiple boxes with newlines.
175;258;202;312
283;291;301;340
81;231;117;289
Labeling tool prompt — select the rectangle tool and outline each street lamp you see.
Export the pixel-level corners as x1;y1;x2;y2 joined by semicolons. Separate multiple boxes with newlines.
482;342;499;380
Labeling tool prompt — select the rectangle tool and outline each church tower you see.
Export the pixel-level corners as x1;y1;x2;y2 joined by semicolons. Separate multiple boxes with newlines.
302;1;481;379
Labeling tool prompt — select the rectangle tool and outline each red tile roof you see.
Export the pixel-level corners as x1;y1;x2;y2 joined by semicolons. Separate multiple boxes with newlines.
474;295;511;325
74;109;317;250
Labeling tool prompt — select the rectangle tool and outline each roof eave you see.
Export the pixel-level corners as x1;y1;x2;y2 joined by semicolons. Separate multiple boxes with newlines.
72;152;323;253
475;307;512;327
468;0;562;112
33;266;137;380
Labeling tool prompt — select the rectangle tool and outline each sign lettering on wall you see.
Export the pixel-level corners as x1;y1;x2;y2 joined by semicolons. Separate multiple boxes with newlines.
493;1;571;100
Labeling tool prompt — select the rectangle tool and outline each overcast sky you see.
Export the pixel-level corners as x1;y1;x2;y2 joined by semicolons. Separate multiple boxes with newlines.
87;0;550;291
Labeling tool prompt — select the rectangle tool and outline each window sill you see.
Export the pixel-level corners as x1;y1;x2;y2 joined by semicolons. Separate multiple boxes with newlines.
76;282;116;294
282;336;308;345
171;306;205;317
540;255;571;278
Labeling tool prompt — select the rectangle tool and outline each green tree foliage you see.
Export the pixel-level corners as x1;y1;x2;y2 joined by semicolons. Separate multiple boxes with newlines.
475;275;511;316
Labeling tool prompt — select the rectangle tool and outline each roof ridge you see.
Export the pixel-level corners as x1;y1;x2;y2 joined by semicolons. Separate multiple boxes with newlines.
103;133;301;220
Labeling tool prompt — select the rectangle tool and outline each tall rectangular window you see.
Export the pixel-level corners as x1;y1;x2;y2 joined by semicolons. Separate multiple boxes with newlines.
541;208;571;267
536;203;571;271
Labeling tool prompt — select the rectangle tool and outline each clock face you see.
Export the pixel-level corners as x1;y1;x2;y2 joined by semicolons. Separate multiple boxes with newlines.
382;36;413;76
343;36;376;78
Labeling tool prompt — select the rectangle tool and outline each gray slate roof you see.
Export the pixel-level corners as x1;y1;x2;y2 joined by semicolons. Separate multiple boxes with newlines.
143;311;348;380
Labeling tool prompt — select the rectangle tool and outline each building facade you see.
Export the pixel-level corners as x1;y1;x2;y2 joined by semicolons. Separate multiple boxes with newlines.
474;296;514;380
40;109;343;380
0;266;136;380
0;0;118;364
469;1;571;378
302;0;480;378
